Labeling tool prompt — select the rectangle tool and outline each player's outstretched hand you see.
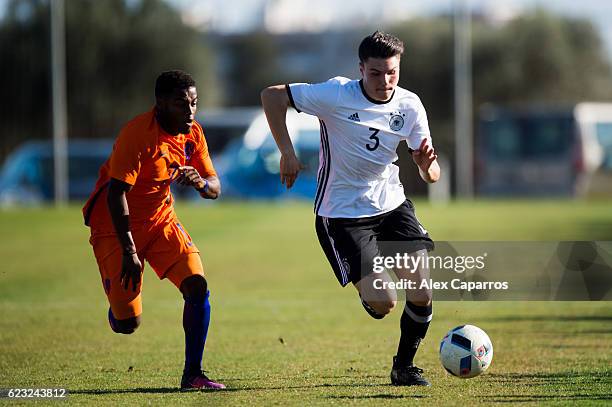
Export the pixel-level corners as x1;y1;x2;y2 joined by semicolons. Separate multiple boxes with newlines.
280;152;305;189
120;253;143;292
412;138;438;172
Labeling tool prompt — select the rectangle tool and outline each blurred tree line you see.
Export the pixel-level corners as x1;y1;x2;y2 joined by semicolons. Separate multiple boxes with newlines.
222;12;612;193
392;12;612;155
1;0;612;179
224;12;612;157
0;0;217;159
389;12;612;192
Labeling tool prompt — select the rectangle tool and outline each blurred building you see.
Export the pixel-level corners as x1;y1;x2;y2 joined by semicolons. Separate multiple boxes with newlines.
177;0;418;33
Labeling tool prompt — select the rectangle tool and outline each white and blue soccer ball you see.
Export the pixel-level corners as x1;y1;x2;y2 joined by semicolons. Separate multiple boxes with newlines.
439;325;493;378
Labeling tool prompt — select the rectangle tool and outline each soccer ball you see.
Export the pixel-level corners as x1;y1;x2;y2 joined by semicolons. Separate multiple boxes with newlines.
439;325;493;378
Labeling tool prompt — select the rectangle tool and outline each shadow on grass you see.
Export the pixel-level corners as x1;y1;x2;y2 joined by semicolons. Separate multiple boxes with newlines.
71;388;182;395
479;315;612;323
227;374;380;382
478;315;612;334
482;394;612;403
327;394;427;400
488;371;610;382
488;371;610;385
70;381;389;396
481;371;612;402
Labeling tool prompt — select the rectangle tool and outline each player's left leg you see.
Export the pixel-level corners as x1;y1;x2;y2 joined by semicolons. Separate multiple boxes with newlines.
147;220;225;390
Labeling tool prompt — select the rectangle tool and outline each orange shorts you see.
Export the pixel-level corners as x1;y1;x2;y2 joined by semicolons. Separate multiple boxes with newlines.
90;219;204;320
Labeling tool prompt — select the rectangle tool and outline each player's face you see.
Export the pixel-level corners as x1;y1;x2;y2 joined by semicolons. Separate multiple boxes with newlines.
359;55;400;102
157;86;198;135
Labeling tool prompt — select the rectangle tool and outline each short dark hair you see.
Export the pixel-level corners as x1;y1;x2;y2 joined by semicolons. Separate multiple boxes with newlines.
358;31;404;63
155;70;195;98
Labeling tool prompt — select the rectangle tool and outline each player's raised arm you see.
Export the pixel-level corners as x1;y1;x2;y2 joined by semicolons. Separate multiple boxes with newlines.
411;138;440;183
260;85;304;189
107;177;143;292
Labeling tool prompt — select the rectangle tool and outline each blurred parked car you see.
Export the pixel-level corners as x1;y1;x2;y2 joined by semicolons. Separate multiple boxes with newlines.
0;137;222;204
0;139;113;205
197;107;262;155
0;107;321;205
171;107;263;200
215;110;321;199
476;103;612;197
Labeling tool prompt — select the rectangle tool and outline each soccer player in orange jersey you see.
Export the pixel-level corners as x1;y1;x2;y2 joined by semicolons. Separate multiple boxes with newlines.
83;70;225;390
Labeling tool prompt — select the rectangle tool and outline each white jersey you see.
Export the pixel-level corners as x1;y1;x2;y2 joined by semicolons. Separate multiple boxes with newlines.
287;76;432;218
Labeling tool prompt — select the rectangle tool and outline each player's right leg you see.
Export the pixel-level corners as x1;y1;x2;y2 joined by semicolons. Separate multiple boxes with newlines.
354;271;397;318
90;235;143;334
165;256;226;391
107;308;141;334
379;201;434;386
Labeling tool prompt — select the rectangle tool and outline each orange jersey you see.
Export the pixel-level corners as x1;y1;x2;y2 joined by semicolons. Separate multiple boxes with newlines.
83;109;216;234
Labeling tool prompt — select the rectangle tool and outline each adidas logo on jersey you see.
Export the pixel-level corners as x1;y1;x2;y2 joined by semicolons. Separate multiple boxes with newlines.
348;112;360;122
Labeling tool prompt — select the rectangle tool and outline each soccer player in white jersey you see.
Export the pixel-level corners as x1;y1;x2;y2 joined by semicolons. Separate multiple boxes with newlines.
261;31;440;386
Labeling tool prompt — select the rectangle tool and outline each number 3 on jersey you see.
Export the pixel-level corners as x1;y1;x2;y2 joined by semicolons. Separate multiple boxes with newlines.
366;127;380;151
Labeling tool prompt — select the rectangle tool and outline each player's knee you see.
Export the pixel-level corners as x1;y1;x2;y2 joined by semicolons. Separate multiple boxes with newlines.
409;295;431;307
409;298;432;308
409;294;432;308
407;284;432;307
180;274;208;302
111;315;141;335
370;299;396;316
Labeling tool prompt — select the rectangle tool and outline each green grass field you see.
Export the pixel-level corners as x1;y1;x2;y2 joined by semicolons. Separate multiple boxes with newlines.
1;200;611;406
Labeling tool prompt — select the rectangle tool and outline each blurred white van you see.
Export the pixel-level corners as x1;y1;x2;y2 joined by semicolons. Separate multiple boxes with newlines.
215;109;321;199
476;103;612;197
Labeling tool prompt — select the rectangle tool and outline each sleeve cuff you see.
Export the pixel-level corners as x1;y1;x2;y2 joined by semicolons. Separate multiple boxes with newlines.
285;84;301;113
108;174;136;186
